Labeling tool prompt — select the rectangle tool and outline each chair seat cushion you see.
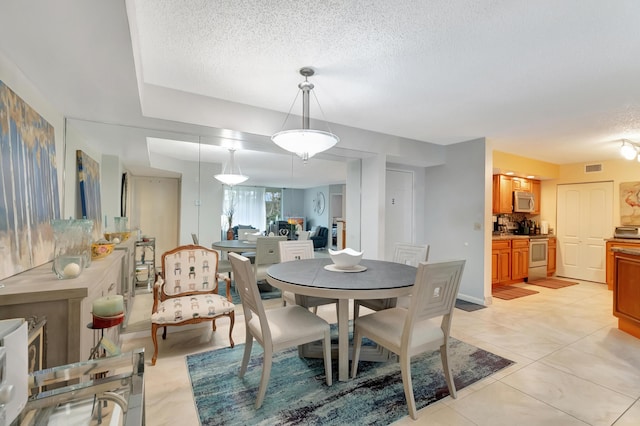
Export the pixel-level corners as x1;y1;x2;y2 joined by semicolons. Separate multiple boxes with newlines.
248;306;329;348
356;308;444;351
152;294;234;324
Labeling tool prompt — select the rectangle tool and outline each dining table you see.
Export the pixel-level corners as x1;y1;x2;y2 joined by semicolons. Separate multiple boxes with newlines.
267;257;416;381
211;239;257;253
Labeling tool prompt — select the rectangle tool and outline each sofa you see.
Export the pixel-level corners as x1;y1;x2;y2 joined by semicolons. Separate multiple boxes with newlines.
310;226;329;249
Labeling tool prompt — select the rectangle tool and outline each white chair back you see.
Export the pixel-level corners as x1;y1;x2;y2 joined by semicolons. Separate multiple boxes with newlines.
255;236;287;281
279;240;314;262
404;260;465;340
229;253;271;340
238;229;257;241
393;243;430;266
296;230;310;241
255;236;287;266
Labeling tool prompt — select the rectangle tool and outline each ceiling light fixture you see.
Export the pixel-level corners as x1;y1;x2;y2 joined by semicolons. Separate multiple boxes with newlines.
271;67;339;163
214;148;248;186
620;139;639;161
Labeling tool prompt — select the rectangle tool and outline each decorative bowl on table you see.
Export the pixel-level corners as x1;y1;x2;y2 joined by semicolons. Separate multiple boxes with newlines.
104;231;131;243
328;248;363;269
91;242;115;260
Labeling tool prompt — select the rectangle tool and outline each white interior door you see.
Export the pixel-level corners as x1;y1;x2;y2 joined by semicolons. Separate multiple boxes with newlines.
556;181;612;282
384;169;413;261
131;176;180;268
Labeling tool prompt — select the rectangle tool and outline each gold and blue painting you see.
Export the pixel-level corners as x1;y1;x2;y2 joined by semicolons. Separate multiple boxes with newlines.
76;150;102;241
0;80;60;280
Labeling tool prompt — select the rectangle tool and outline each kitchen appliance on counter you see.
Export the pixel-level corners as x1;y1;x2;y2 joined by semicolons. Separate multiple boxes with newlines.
513;191;535;213
614;226;640;239
528;238;549;281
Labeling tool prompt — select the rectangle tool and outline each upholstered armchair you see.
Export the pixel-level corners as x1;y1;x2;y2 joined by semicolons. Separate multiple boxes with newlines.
151;244;235;365
310;226;329;249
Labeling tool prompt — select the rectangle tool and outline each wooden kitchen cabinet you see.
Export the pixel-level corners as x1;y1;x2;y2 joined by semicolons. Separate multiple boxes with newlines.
532;180;541;215
612;249;640;339
492;239;512;286
492;175;513;214
547;237;557;276
511;239;530;281
606;239;640;290
512;177;531;192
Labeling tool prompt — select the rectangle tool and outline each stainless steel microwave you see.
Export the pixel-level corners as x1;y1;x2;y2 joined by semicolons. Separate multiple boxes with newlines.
513;191;535;213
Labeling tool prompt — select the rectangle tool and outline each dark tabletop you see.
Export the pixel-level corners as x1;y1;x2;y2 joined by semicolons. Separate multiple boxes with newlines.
267;258;416;291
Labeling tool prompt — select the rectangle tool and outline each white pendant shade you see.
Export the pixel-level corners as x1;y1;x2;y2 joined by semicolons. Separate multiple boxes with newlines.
214;149;248;186
271;67;338;162
271;129;339;161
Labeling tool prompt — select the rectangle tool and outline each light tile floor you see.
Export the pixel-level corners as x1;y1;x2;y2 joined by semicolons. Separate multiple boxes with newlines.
121;279;640;425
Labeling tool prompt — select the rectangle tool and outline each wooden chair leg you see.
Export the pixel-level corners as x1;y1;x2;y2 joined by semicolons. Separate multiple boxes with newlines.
322;329;332;386
239;330;252;378
255;345;273;409
400;352;417;420
440;343;457;398
151;324;159;366
227;312;235;347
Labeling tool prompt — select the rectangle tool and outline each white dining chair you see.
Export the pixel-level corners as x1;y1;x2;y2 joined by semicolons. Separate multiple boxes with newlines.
229;252;332;409
351;259;465;420
254;236;287;282
278;240;338;314
353;243;430;320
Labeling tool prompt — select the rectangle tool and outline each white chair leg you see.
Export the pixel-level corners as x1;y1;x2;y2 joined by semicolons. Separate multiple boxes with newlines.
239;331;253;378
255;345;273;409
400;352;417;420
351;329;363;378
440;343;457;399
322;329;333;386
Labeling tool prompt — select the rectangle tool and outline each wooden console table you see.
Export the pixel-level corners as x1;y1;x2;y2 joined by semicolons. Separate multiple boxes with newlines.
0;250;125;367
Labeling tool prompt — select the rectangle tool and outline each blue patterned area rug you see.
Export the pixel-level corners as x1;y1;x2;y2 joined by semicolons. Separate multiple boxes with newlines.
218;281;281;305
186;337;513;425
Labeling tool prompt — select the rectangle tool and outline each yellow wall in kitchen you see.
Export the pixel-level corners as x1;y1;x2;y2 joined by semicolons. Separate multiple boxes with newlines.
493;151;559;180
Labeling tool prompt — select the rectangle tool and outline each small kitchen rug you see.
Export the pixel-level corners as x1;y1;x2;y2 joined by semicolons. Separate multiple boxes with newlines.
528;278;578;289
455;299;486;311
492;286;539;300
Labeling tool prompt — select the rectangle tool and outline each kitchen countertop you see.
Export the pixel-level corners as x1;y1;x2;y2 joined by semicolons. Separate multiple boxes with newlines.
605;238;640;243
611;247;640;256
492;234;555;240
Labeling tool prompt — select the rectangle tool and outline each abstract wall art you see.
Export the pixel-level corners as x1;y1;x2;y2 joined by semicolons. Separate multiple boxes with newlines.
620;181;640;226
76;150;102;241
0;80;60;280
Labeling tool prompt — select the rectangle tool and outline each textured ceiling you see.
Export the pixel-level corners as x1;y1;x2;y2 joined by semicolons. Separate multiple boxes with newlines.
1;0;639;185
129;0;640;165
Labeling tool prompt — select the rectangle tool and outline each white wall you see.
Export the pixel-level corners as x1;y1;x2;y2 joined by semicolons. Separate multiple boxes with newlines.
424;138;488;304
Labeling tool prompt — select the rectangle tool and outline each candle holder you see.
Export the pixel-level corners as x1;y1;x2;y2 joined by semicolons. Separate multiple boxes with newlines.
53;255;84;279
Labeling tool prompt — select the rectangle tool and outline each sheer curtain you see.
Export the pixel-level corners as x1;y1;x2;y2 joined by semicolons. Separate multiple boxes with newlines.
225;187;266;231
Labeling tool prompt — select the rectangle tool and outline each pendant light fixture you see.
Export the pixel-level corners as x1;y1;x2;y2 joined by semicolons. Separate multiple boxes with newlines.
271;67;339;162
214;148;248;186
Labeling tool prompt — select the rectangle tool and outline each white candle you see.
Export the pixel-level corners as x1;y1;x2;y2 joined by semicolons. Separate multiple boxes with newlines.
93;295;124;317
63;262;81;278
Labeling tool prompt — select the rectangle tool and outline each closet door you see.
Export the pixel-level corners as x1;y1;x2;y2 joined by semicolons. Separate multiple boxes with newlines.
556;181;612;282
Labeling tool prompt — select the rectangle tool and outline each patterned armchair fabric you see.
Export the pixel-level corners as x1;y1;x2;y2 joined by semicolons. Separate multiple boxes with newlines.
151;244;235;365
